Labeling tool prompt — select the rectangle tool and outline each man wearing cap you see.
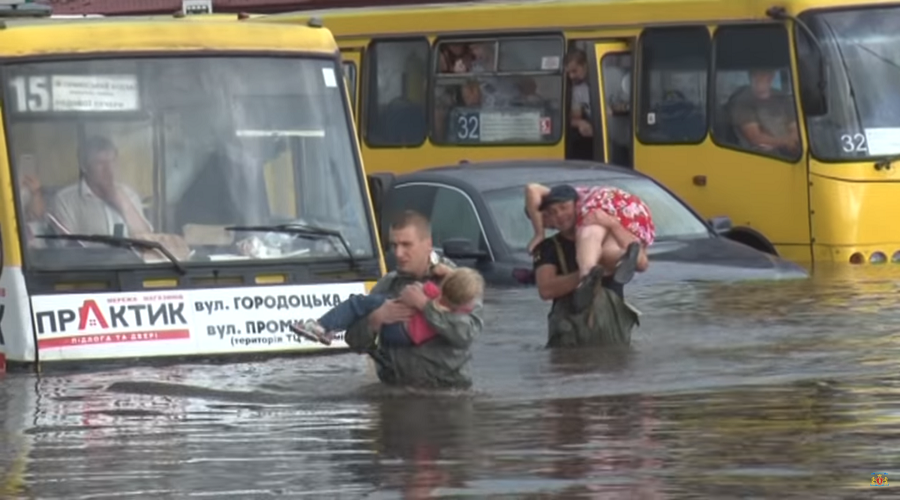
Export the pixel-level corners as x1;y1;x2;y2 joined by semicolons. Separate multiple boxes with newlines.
528;185;639;348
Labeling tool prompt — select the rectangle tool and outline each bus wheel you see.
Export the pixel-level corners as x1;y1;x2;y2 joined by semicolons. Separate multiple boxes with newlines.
725;227;778;256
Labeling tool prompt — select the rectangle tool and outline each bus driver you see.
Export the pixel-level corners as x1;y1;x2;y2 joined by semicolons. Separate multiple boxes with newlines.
49;135;190;259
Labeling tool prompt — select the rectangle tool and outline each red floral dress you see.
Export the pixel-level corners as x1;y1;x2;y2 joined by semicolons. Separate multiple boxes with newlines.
574;186;656;246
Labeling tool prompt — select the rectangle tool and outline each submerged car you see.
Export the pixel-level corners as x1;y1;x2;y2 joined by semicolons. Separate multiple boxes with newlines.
367;160;809;285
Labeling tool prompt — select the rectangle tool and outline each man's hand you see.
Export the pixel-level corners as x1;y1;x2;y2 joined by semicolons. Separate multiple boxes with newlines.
20;174;40;193
576;119;593;137
369;299;415;330
398;283;430;311
581;208;618;227
135;233;191;260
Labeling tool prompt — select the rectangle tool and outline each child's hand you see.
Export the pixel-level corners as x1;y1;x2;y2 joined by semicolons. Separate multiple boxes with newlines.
399;283;429;310
528;235;543;254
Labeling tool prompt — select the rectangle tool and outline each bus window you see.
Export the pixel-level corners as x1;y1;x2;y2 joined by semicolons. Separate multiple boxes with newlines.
6;57;374;270
342;60;357;104
712;24;799;160
431;36;564;145
364;38;429;147
637;26;710;144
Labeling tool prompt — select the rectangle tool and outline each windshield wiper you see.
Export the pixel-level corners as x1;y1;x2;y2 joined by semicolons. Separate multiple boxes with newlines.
37;234;187;274
225;223;356;268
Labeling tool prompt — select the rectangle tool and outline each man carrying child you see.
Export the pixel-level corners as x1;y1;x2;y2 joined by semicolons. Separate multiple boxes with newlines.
294;210;485;390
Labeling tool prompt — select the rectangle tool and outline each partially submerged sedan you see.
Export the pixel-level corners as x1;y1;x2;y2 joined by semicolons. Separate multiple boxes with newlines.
368;160;808;285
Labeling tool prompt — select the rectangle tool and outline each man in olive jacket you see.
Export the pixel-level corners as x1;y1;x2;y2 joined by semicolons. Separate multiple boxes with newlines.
345;210;484;389
529;186;639;347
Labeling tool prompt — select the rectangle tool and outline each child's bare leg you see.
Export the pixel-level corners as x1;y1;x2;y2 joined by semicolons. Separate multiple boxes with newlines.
575;224;608;279
584;210;649;275
598;237;627;274
636;247;649;272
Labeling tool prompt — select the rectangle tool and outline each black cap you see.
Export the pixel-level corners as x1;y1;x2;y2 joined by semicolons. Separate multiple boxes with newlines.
538;184;578;211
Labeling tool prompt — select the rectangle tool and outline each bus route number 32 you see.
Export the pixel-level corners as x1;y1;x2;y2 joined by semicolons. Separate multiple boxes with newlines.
457;112;481;141
840;132;868;153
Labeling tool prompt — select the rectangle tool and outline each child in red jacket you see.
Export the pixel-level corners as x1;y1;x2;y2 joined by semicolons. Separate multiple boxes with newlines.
292;267;484;346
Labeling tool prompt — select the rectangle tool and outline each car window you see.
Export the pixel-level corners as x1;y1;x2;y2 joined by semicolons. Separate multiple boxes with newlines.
483;176;710;251
429;185;486;250
382;183;487;252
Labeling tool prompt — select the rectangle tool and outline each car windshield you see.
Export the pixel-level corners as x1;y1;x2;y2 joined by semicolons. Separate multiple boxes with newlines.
7;56;374;270
800;6;900;159
483;176;711;252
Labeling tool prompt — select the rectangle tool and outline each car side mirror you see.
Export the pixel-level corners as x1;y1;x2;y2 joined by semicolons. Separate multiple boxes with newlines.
707;216;733;236
442;238;489;261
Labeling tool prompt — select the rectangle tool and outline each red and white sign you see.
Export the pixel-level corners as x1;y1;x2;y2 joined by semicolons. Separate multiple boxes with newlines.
540;117;552;135
29;282;367;361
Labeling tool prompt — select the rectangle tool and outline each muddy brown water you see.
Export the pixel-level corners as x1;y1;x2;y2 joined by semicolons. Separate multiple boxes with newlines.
2;264;900;499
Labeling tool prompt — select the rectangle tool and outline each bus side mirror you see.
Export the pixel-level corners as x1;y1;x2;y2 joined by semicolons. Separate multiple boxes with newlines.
800;80;828;117
796;28;829;117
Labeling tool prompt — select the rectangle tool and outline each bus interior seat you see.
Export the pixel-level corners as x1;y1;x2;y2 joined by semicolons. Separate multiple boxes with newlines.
651;98;706;142
377;98;425;144
715;85;749;145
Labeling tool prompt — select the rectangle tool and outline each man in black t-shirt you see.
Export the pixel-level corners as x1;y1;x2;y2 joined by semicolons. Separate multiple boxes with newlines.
530;196;637;348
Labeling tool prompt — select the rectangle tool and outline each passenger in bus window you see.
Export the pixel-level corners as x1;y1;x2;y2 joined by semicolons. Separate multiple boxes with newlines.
439;43;471;74
49;135;153;237
459;79;482;108
19;173;49;247
19;173;45;222
565;49;594;159
512;77;544;107
730;68;800;156
468;42;495;73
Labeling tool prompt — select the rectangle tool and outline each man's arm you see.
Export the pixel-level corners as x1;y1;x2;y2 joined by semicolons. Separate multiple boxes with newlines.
421;300;484;349
532;238;579;300
116;186;153;235
535;264;580;300
344;274;394;352
732;99;792;150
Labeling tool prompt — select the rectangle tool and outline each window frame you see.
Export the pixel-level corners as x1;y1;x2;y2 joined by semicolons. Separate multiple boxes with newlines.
341;59;357;105
428;32;567;148
385;181;495;261
362;36;431;148
636;25;712;146
709;22;803;164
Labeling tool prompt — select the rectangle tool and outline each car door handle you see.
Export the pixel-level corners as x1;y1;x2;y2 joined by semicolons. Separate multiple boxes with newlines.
692;175;707;187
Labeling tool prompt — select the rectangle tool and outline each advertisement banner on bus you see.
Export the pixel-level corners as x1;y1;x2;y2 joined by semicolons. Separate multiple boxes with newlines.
29;282;367;361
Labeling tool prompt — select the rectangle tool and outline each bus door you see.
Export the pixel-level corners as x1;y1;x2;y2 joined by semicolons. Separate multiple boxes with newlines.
340;48;362;121
592;41;633;167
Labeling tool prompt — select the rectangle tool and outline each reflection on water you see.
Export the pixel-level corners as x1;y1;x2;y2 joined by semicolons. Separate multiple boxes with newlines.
4;266;900;498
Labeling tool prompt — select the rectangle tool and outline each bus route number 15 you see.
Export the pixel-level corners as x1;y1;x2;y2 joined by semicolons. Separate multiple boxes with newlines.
8;75;51;113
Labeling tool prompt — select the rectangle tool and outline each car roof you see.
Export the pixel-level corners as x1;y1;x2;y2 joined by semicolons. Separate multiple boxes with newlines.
393;159;646;193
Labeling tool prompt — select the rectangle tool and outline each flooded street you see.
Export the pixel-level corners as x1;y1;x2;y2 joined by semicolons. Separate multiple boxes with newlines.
3;265;900;499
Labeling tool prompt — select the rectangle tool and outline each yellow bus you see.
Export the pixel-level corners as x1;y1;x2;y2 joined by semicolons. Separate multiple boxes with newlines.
0;3;384;371
261;0;900;266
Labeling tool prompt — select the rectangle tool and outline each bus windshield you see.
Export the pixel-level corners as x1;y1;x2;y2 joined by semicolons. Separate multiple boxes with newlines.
6;56;375;271
801;6;900;159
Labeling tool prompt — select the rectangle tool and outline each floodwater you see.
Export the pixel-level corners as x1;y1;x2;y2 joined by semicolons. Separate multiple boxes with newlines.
2;264;900;499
